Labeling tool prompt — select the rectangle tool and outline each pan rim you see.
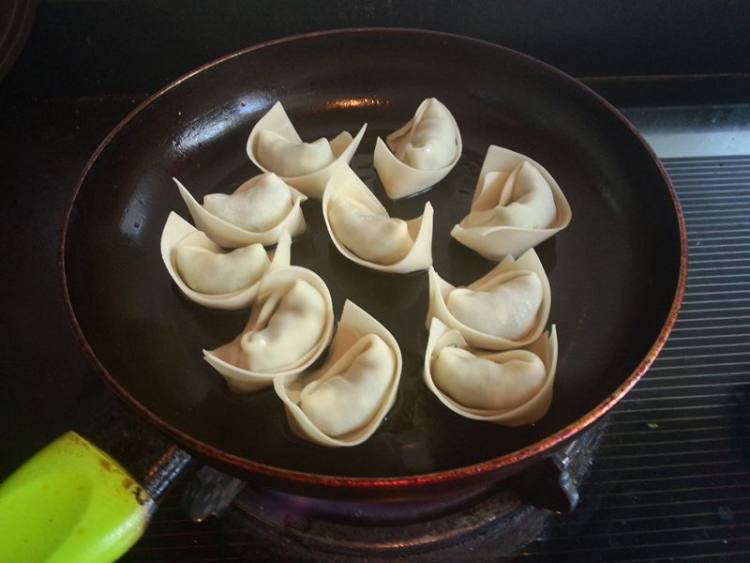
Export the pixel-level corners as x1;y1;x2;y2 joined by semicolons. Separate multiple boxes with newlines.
60;27;687;490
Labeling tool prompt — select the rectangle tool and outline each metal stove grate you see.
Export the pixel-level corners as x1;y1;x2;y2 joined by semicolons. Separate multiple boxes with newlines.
125;155;750;562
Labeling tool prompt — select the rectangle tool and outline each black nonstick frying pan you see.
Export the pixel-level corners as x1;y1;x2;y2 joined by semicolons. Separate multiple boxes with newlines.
60;29;684;498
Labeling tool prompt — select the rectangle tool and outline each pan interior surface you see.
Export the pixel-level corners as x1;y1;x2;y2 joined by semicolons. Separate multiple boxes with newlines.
64;31;682;479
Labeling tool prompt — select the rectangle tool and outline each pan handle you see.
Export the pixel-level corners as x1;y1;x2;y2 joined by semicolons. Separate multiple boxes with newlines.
0;431;190;563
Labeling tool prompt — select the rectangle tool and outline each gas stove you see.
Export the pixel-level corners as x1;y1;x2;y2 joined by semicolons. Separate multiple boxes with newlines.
1;92;748;563
79;106;744;562
1;3;749;559
180;426;599;561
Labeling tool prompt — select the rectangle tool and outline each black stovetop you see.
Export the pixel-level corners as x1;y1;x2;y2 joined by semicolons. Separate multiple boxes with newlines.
2;3;749;561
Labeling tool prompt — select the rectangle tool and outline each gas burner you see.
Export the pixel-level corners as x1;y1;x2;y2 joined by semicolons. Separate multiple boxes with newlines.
226;482;547;561
183;423;603;560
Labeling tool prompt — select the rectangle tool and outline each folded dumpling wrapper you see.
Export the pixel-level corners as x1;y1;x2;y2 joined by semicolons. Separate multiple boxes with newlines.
322;164;433;274
175;173;307;248
373;98;462;200
160;212;292;310
203;266;334;393
451;145;572;260
274;300;402;447
247;101;367;198
427;248;551;350
424;317;557;426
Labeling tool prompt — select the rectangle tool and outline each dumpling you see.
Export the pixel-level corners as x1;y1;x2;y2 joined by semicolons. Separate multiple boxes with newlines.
177;235;267;294
322;164;433;273
328;198;412;264
274;300;402;447
373;98;462;200
255;132;335;178
203;266;334;393
160;212;291;310
461;162;556;230
203;173;297;232
247;101;367;198
423;317;557;426
451;145;572;260
434;347;545;410
175;173;306;248
447;271;543;341
427;248;551;350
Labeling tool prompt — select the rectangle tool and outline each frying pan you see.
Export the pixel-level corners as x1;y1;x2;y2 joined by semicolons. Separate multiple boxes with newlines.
64;27;685;486
1;27;686;561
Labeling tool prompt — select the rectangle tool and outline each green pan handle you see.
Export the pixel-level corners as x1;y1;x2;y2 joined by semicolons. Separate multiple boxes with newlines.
0;431;156;563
